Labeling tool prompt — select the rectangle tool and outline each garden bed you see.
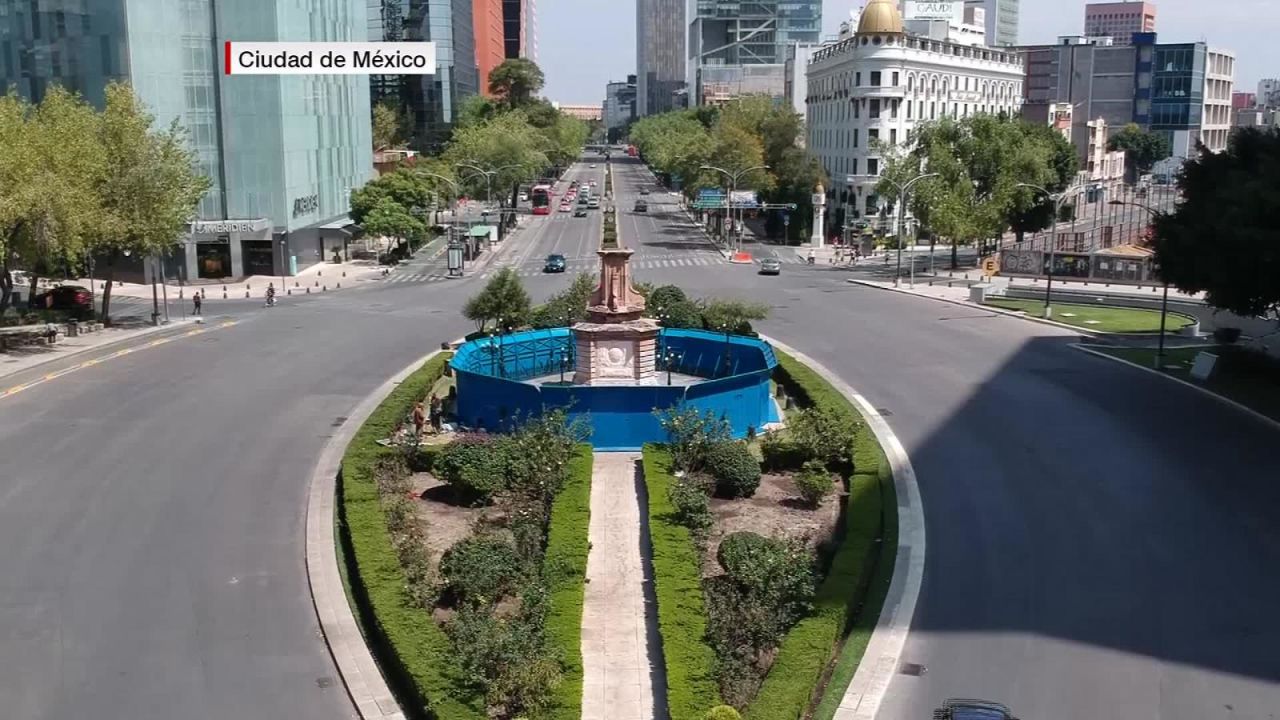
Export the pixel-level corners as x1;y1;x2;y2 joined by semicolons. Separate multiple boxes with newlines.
642;347;895;720
337;350;593;720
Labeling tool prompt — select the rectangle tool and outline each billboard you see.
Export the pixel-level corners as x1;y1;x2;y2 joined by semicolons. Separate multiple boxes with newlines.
902;0;962;23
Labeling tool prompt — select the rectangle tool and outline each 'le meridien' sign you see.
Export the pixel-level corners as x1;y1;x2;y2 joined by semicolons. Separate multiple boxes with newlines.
190;219;270;234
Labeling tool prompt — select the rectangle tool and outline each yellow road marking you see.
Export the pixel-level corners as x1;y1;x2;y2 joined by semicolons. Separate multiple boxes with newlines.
0;320;238;401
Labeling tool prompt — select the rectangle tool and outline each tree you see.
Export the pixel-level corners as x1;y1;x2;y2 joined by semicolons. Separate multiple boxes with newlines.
700;298;769;335
1108;122;1171;178
1005;122;1080;243
530;272;595;328
0;88;102;315
443;111;547;202
1151;127;1280;319
487;58;545;109
359;196;426;255
463;267;531;332
457;94;500;129
92;82;209;324
371;100;406;151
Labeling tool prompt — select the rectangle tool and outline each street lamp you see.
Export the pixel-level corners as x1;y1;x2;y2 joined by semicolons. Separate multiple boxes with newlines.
665;349;683;386
455;162;526;206
1016;181;1087;318
880;173;939;287
700;164;770;251
1109;198;1170;368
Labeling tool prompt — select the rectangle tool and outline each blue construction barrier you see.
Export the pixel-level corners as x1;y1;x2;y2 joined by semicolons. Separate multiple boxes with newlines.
451;327;780;450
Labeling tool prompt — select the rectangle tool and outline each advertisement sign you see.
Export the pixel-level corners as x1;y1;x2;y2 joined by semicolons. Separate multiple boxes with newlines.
729;190;759;208
903;0;962;22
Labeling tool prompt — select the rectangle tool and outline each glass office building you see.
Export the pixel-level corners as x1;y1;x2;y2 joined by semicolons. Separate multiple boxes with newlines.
0;0;373;279
686;0;821;105
369;0;480;151
636;0;686;116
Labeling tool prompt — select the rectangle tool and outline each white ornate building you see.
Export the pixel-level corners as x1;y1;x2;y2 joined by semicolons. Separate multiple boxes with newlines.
805;0;1024;232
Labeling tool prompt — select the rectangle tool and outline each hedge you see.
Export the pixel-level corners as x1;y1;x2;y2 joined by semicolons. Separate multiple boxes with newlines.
741;348;891;720
337;351;488;720
543;444;594;720
642;444;723;720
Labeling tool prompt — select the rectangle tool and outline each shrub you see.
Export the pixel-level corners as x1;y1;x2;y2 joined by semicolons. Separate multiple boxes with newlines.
649;284;688;311
716;532;815;624
705;441;762;499
439;535;523;605
787;405;858;470
446;600;562;715
668;474;714;530
706;705;743;720
657;406;732;474
543;445;593;720
435;434;511;501
338;351;487;719
795;460;834;508
642;445;722;718
760;433;807;472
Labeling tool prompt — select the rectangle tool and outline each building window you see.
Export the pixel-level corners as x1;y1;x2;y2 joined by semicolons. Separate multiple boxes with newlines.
851;158;858;175
890;100;898;119
870;99;881;118
890;128;897;145
868;128;879;143
853;101;860;119
892;71;900;86
856;71;861;86
867;158;879;175
853;128;859;147
907;101;913;120
870;71;881;86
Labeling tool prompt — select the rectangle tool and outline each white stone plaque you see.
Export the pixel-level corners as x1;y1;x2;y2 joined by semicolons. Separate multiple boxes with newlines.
596;340;635;379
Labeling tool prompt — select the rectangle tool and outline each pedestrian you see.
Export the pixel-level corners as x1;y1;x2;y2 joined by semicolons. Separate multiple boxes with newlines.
412;401;426;439
192;289;202;316
429;394;443;432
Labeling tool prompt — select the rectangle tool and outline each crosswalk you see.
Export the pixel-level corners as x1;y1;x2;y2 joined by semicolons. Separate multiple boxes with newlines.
380;249;811;284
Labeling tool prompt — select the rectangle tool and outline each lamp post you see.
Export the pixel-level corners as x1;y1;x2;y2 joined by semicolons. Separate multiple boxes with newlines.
665;349;682;386
700;164;769;251
1109;198;1168;368
456;162;526;207
1016;181;1087;318
880;172;939;288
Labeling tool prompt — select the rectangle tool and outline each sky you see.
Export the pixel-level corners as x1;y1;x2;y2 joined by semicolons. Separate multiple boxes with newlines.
537;0;1274;105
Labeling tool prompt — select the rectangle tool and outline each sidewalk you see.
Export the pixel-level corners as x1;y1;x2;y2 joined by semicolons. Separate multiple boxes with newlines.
70;257;388;302
0;317;205;385
581;452;665;720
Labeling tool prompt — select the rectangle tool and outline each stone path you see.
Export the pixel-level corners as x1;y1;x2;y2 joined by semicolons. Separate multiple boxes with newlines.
581;452;667;720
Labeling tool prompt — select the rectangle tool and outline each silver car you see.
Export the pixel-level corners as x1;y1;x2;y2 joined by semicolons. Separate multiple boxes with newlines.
758;258;781;275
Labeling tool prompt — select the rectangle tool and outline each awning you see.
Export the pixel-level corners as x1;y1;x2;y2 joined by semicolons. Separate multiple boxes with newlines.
467;225;497;237
316;215;356;236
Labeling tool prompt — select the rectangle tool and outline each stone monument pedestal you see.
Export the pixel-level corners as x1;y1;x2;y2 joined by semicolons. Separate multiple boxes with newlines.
572;246;660;385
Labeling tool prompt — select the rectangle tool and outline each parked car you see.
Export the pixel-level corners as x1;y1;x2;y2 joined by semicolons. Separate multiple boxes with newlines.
932;698;1018;720
543;254;567;272
31;284;93;319
634;200;648;212
758;258;781;275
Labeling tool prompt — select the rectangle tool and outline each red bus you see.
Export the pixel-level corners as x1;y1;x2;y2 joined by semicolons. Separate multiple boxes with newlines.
530;184;552;215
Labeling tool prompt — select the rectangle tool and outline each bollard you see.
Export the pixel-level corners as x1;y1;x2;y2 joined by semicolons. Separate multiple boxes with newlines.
246;283;250;290
223;285;227;292
342;271;346;277
318;270;322;277
223;291;227;299
245;290;250;298
336;282;341;288
287;288;292;295
306;287;310;294
322;285;326;291
295;281;300;287
314;280;319;287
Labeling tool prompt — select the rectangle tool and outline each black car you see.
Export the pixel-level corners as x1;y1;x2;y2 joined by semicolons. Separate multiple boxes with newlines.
633;200;648;212
933;698;1018;720
543;254;567;273
32;284;94;319
639;188;650;196
574;207;588;217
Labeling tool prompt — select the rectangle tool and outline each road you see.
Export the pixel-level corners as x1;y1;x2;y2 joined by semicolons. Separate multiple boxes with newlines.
0;156;605;720
608;155;1280;719
0;153;1274;720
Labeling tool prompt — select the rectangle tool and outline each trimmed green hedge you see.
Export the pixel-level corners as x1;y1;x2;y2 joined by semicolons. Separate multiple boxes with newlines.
642;444;722;720
742;348;890;720
338;351;488;720
543;444;594;720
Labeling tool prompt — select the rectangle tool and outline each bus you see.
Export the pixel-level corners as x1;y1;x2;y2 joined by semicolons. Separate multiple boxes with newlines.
530;184;552;215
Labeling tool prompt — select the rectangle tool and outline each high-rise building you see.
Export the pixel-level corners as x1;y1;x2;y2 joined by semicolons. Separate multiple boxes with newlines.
964;0;1019;46
636;0;685;115
604;75;639;136
474;0;506;96
1083;1;1157;45
687;0;822;106
1141;43;1234;155
1258;79;1280;108
502;0;537;61
369;0;480;151
0;0;372;280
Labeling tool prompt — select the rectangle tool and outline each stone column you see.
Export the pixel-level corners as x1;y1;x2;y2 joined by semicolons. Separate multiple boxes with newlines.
810;183;826;248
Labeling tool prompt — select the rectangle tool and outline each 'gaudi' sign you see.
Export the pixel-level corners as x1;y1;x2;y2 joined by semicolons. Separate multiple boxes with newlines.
903;0;961;22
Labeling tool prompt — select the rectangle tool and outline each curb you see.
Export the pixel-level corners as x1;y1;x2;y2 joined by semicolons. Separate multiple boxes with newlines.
847;279;1099;339
759;334;926;720
1071;343;1280;434
0;317;204;384
304;346;453;720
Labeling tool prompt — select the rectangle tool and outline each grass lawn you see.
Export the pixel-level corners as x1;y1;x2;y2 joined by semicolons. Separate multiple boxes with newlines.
984;297;1196;334
1085;344;1280;424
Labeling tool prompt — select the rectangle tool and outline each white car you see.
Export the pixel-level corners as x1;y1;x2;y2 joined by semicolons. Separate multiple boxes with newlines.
519;191;528;202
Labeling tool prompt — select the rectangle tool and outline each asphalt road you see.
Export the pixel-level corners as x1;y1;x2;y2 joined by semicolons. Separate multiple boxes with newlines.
0;158;603;720
610;155;1280;719
2;153;1274;720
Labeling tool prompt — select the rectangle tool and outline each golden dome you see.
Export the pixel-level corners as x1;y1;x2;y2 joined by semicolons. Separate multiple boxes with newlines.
857;0;904;35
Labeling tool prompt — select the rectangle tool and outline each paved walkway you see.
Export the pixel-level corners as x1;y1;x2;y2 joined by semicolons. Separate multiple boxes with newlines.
581;452;666;720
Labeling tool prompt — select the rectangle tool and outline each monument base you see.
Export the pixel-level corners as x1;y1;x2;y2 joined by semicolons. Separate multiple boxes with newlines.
572;319;660;385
